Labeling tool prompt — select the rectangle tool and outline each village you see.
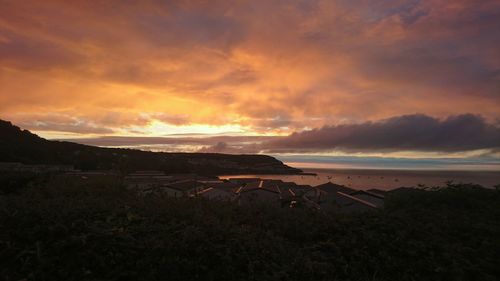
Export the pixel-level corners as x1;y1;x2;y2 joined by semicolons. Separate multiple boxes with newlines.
1;162;385;212
120;170;386;212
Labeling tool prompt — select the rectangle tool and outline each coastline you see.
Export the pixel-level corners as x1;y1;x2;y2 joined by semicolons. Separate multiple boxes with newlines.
220;168;500;190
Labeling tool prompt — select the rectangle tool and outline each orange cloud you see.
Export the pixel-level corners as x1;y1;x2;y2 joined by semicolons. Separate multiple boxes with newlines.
0;0;499;138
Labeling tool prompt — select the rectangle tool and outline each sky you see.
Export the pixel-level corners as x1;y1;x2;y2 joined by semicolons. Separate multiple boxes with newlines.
1;0;500;170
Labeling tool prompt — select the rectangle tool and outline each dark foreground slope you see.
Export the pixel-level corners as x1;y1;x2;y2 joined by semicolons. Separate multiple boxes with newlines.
1;179;499;281
0;120;300;175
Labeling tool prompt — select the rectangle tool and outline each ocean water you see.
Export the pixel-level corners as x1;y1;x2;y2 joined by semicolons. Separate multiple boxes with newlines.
220;169;500;191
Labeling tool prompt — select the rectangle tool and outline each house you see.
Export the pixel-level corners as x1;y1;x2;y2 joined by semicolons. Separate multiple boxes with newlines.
196;181;241;201
205;181;242;192
293;184;314;194
226;178;261;185
280;188;297;207
235;180;282;206
301;193;322;210
315;181;357;195
367;188;387;196
282;187;315;208
335;192;378;213
162;180;206;198
260;179;284;188
308;182;357;205
198;179;225;185
276;181;298;190
287;185;314;199
350;190;385;207
302;181;379;212
277;182;316;208
197;187;236;201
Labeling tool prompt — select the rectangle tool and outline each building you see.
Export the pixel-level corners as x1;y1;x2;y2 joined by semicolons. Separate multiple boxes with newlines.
235;180;282;206
280;188;297;207
350;190;385;207
276;181;298;189
162;180;206;198
303;181;379;212
303;182;352;204
260;179;284;188
205;181;242;191
226;178;261;185
282;188;315;208
335;192;378;212
366;188;387;196
196;181;242;201
197;186;236;201
315;181;357;195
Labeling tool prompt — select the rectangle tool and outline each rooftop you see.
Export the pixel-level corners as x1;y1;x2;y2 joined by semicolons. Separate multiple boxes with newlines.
315;181;357;195
163;180;205;192
337;192;378;209
236;180;281;194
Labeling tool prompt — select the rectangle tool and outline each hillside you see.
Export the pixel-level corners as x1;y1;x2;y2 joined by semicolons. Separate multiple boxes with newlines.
0;120;301;175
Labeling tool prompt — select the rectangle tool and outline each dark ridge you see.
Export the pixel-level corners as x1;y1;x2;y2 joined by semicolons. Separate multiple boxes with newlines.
0;119;301;175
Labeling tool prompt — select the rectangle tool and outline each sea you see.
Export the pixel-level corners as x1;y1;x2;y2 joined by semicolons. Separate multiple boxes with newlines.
220;168;500;191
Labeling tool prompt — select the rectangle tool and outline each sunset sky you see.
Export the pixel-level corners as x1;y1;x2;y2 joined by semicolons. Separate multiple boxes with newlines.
1;0;499;169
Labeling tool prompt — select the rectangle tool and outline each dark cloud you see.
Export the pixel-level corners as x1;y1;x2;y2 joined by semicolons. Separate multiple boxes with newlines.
60;135;274;148
197;141;264;154
275;154;500;170
264;114;500;152
63;135;269;154
197;141;229;153
57;114;500;155
250;115;293;130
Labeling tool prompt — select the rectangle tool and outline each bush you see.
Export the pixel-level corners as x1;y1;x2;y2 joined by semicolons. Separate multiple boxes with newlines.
1;178;499;280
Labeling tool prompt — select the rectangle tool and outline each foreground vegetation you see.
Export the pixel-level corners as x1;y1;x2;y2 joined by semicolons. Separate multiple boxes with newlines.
1;175;499;281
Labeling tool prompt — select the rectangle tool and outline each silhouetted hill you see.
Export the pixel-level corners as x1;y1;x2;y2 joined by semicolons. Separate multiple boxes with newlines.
0;120;301;175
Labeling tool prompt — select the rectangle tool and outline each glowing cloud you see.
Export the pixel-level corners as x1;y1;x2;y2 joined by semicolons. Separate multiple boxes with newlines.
1;0;499;157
